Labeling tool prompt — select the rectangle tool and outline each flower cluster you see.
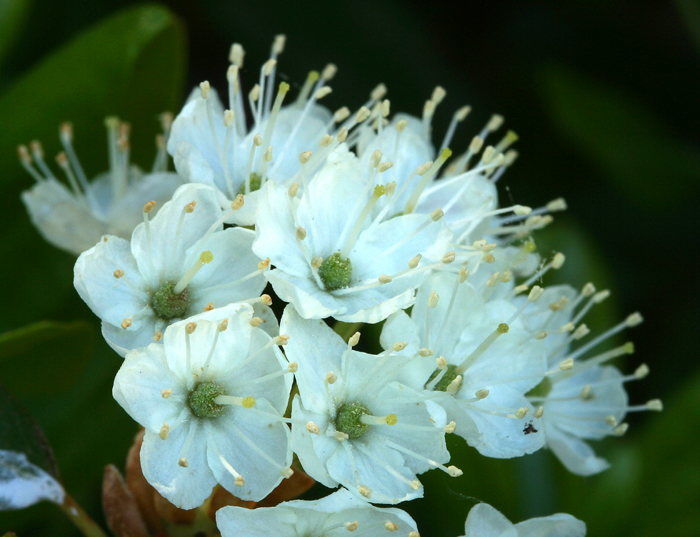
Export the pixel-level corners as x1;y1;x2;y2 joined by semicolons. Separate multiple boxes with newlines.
20;35;660;536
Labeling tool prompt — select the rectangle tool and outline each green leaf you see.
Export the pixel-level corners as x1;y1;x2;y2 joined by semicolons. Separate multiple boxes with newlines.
675;0;700;54
0;321;95;396
0;383;57;479
0;4;185;330
540;66;700;208
0;0;32;71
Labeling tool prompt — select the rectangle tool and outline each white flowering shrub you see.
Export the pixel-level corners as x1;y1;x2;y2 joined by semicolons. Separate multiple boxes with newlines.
4;30;663;537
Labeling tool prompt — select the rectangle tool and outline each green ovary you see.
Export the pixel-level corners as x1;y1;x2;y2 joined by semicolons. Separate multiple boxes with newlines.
151;281;190;320
335;401;371;439
318;252;352;291
188;382;227;419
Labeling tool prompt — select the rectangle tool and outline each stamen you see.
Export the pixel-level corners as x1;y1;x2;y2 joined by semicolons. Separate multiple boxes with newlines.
404;148;452;214
457;323;509;372
173;251;214;294
339;185;387;259
385;440;462;477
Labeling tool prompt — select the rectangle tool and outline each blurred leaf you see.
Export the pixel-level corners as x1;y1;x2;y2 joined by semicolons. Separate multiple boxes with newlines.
0;339;136;535
541;66;700;209
0;383;57;479
0;321;95;396
0;0;32;70
0;4;185;331
675;0;700;54
559;370;700;536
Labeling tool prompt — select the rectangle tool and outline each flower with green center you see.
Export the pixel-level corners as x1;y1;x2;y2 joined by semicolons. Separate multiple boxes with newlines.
334;401;371;438
381;269;549;459
113;303;294;509
318;252;352;291
74;183;267;357
282;305;457;505
151;281;190;320
188;382;227;418
254;146;453;323
168;36;333;227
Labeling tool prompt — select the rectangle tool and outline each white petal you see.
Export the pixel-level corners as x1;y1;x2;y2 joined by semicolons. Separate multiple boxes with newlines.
327;439;421;504
131;183;223;286
452;387;545;458
140;423;216;509
516;513;587;537
113;343;187;431
217;504;298;537
253;181;311;278
296;149;368;256
380;310;421;355
290;396;338;488
188;227;266;307
73;235;150;329
101;320;160;358
264;105;331;183
104;172;183;237
416;173;497;243
544;421;609;476
167;90;233;194
22;179;107;255
206;399;291;502
547;366;627;440
369;382;450;473
281;305;345;411
462;503;517;537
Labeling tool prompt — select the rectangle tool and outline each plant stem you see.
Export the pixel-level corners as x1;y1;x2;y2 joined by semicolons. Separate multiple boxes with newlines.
59;492;108;537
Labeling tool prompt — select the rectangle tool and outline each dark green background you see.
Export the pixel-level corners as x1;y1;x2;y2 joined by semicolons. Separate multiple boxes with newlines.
0;1;698;535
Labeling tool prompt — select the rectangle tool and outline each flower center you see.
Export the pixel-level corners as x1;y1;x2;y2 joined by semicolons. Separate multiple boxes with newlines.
335;401;371;439
318;252;352;291
239;172;262;194
426;364;462;393
188;382;227;419
150;281;190;320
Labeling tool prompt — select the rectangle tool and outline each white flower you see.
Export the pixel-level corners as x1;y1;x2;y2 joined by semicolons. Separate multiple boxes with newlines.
20;117;182;255
216;488;420;537
74;183;267;356
381;268;548;458
281;305;456;504
354;108;500;245
461;502;586;537
254;145;453;322
167;35;338;226
349;90;563;246
516;285;661;475
112;303;294;508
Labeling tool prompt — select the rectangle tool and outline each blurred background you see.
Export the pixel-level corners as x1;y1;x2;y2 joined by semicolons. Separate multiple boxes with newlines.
0;0;698;535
